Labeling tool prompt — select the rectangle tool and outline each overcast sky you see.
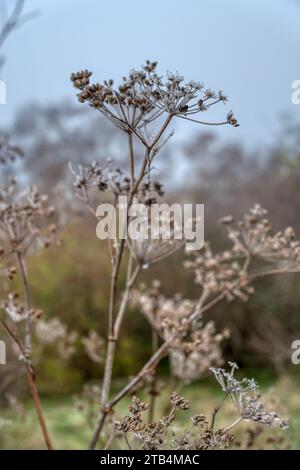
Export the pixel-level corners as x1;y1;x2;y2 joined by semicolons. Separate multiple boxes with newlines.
1;0;300;147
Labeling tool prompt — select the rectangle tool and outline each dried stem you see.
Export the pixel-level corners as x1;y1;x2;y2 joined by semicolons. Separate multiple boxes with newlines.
0;0;25;49
88;340;170;449
224;416;243;433
124;432;132;450
15;251;31;356
210;393;228;432
1;249;54;449
0;317;53;450
69;63;242;449
148;329;159;424
91;113;175;446
128;132;135;187
0;0;38;74
25;368;53;450
100;259;140;419
89;260;297;449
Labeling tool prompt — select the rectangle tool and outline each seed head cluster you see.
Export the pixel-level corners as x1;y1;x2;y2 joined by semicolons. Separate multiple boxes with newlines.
71;61;239;146
130;281;228;381
0;178;58;261
184;205;300;302
210;363;289;430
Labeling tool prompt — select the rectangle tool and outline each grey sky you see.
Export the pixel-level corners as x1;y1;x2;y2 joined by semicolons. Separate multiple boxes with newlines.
1;0;300;147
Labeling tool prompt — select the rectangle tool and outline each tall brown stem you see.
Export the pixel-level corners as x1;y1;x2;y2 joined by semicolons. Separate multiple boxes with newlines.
90;261;274;449
16;251;31;356
148;330;159;424
0;317;53;450
26;369;53;450
101;258;140;407
128;132;135;187
15;251;53;449
91;114;173;448
88;341;170;449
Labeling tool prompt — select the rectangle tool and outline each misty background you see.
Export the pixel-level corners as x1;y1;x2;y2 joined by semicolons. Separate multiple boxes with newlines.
1;0;300;431
1;0;300;147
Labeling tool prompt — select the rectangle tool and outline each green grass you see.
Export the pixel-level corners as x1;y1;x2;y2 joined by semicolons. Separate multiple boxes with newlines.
1;374;300;450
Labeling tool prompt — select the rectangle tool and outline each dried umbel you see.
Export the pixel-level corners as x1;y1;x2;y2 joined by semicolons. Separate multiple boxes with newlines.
169;322;229;383
70;160;164;205
35;318;67;344
130;280;195;333
130;281;228;381
114;395;166;450
71;68;154;135
35;317;78;361
126;197;186;268
210;363;289;430
69;61;292;452
1;293;42;323
184;242;254;302
70;159;184;267
170;391;190;410
127;222;184;269
113;369;289;450
82;330;104;364
69;61;241;451
184;205;300;303
58;331;78;361
188;415;234;450
115;396;149;435
0;178;58;257
114;392;235;450
220;204;300;270
70;160;127;196
71;61;238;147
0;178;59;338
88;205;299;449
0;145;59;449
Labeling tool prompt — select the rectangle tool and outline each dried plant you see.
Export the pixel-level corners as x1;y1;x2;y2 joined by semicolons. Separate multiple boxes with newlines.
1;58;297;451
71;61;238;151
210;362;289;429
68;61;300;450
81;330;104;364
0;0;38;74
0;151;60;449
69;60;241;449
86;202;300;449
130;281;229;382
114;366;288;450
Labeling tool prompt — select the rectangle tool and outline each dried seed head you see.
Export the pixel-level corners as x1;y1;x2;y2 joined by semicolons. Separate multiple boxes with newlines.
210;363;289;430
81;330;104;364
70;60;238;146
170;391;190;410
